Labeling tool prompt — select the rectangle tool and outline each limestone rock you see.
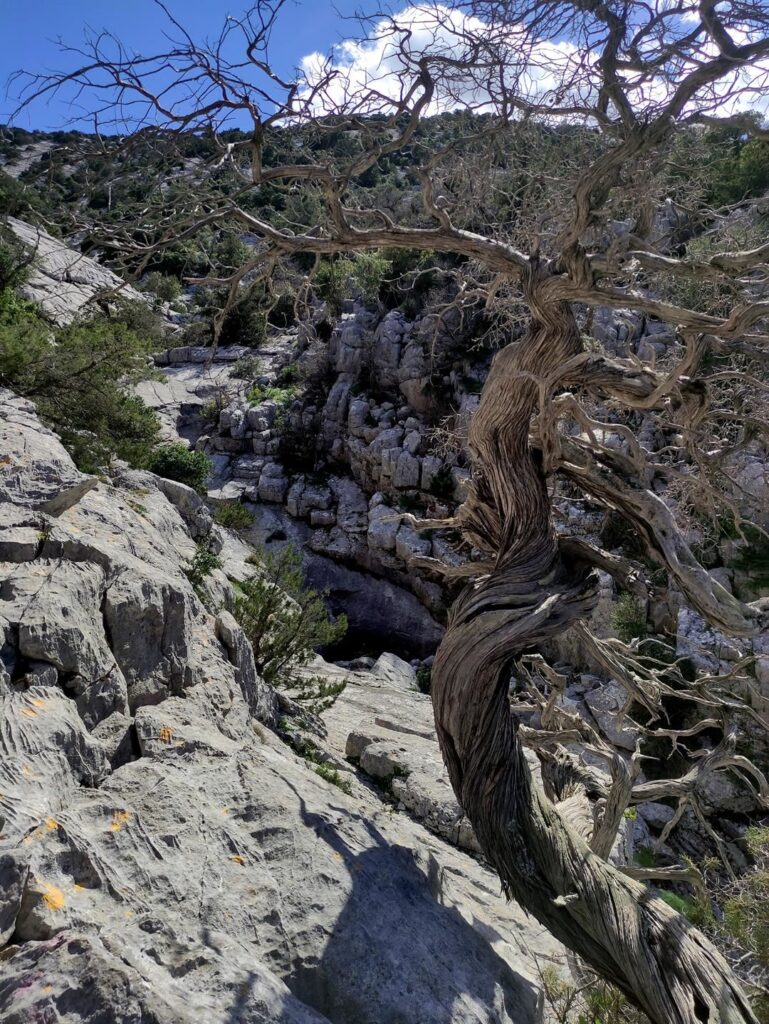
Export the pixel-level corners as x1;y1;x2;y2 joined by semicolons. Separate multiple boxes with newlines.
7;217;143;324
584;681;640;751
258;463;289;503
0;390;97;515
367;502;399;551
395;523;432;563
393;450;420;489
216;609;278;726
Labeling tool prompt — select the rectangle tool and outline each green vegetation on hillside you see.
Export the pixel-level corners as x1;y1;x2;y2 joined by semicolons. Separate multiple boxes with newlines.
234;543;347;689
0;257;162;471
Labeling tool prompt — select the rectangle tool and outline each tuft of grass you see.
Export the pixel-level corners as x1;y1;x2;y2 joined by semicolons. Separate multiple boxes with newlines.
290;733;353;794
247;383;297;407
214;500;255;531
612;593;648;643
314;762;353;795
634;846;658;869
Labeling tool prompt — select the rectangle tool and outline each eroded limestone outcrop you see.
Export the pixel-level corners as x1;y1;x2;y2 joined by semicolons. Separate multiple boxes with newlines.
0;389;563;1024
6;218;144;325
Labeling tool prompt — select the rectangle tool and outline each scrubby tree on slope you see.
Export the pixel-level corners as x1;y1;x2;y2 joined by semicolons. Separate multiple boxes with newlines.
14;3;769;1020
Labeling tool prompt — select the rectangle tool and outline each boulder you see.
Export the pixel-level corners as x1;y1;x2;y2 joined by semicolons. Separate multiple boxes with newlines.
258;464;289;503
584;681;640;751
393;451;420;489
367;502;399;552
0;390;97;515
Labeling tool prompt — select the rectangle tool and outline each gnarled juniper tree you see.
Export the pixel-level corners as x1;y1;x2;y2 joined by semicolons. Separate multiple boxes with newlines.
13;3;769;1019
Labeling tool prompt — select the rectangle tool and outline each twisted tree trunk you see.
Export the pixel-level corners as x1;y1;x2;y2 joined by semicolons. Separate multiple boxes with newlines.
431;278;757;1024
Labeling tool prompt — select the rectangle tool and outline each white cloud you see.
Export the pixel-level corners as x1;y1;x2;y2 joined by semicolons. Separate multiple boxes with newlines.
297;3;769;124
298;4;581;117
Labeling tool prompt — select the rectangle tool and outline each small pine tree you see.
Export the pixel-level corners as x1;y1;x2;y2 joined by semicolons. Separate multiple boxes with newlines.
234;544;347;690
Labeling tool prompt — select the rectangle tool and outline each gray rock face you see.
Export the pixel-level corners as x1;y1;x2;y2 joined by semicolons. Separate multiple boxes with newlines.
7;217;144;324
583;681;640;752
0;391;561;1024
0;390;97;515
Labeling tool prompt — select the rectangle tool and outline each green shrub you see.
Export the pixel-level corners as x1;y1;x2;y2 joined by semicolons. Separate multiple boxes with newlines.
267;292;297;329
218;295;267;348
611;593;648;643
0;234;33;290
230;354;263;379
416;666;432;694
214;500;255;531
247;383;297;407
429;464;455;500
140;271;182;302
149;443;211;491
288;734;352;792
313;258;351;317
234;543;347;688
290;675;347;715
350;250;392;306
0;170;42;220
184;542;222;600
276;362;299;386
313;762;353;794
0;293;161;471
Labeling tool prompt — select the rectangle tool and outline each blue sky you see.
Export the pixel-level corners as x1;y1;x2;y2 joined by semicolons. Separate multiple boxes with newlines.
1;0;366;128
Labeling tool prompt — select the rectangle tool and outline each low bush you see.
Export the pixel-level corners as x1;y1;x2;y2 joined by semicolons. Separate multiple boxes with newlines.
0;291;162;471
184;542;222;602
140;271;182;303
539;963;649;1024
611;593;648;643
234;543;347;688
247;383;297;407
218;295;267;348
149;443;211;491
416;666;432;694
214;500;255;531
230;354;263;379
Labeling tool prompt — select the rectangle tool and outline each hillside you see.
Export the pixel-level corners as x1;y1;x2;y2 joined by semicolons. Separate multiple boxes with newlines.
2;10;769;1019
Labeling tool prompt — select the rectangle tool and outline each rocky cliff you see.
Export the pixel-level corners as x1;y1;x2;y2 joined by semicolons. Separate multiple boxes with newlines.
0;388;564;1024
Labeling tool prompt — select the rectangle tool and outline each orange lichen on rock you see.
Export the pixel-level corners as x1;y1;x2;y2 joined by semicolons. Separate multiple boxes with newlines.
39;882;66;911
110;810;130;832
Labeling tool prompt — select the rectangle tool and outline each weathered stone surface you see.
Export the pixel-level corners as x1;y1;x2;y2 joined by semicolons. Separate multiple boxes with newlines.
0;559;129;728
1;665;558;1024
7;217;143;324
258;463;289;503
0;929;328;1024
216;609;278;726
367;501;399;551
395;523;432;563
583;681;640;751
0;390;97;515
0;391;562;1024
393;450;420;489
